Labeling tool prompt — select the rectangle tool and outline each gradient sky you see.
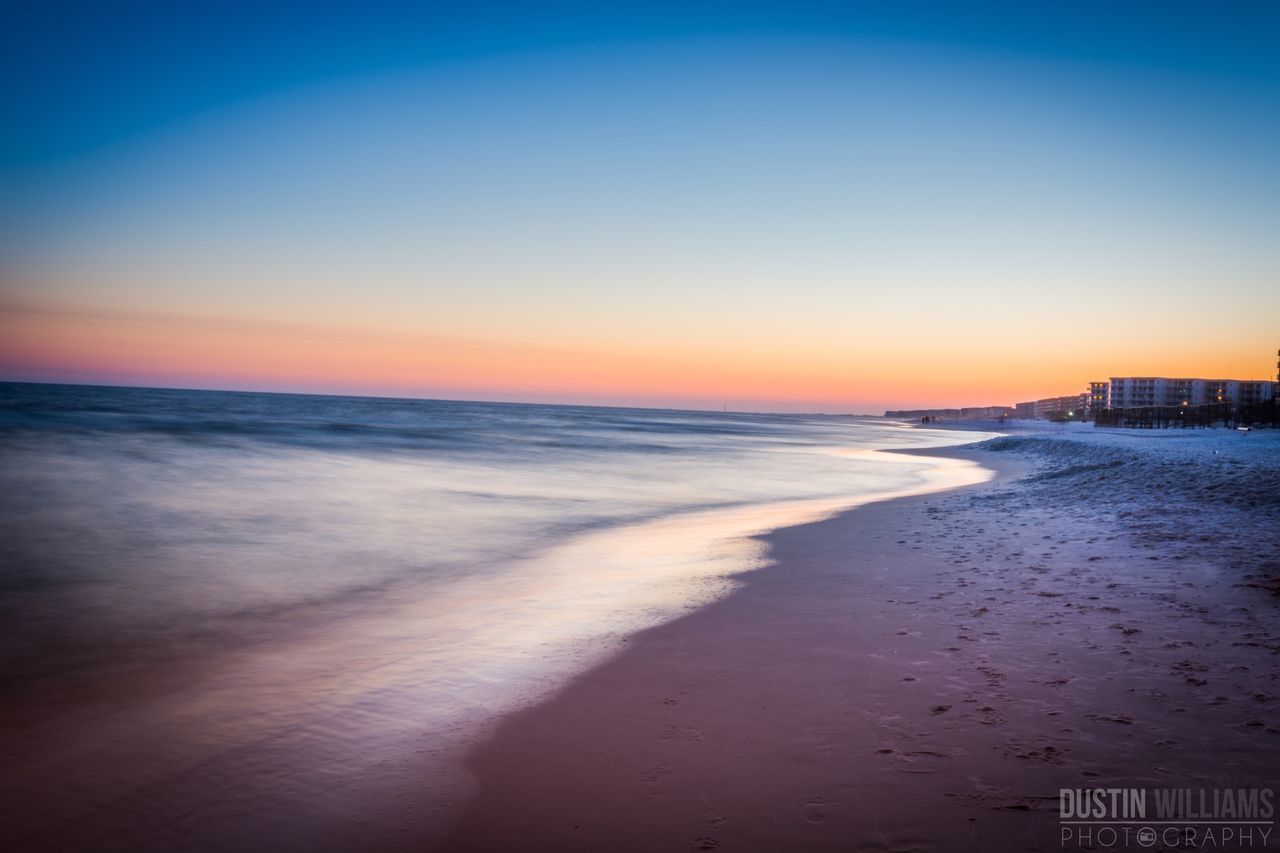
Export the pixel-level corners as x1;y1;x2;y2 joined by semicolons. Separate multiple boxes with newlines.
2;1;1278;412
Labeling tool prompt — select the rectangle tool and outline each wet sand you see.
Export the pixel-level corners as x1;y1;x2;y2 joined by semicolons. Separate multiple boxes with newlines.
0;446;994;853
439;438;1280;852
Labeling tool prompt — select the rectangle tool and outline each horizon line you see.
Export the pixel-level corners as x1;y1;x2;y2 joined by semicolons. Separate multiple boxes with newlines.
0;378;893;420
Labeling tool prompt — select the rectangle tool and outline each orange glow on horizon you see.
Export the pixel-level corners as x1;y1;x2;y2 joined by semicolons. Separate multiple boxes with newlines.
1;298;1274;412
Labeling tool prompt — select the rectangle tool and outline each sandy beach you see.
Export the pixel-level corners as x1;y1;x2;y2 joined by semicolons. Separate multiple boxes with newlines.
439;425;1280;852
3;404;1278;853
6;4;1279;850
0;393;996;853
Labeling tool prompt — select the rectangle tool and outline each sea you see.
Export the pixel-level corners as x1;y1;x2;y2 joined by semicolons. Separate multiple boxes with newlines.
0;382;995;847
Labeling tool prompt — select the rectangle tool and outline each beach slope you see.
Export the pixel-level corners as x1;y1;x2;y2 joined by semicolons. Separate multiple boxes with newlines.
440;427;1280;852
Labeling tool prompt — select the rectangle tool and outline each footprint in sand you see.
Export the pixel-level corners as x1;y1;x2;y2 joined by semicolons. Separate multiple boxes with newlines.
875;746;955;773
802;797;836;823
977;706;1005;725
693;837;720;850
661;725;704;742
896;750;954;773
1011;744;1066;764
640;763;672;796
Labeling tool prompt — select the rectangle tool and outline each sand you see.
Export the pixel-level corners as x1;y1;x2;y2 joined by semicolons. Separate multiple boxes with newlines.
438;426;1280;852
5;425;1275;852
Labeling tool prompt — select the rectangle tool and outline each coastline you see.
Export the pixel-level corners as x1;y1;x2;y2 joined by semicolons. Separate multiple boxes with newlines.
437;429;1280;852
0;421;995;853
434;441;1023;852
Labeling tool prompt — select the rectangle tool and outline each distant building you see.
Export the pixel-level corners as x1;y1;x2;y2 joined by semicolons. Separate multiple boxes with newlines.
890;355;1277;427
1086;382;1109;417
1012;396;1085;420
1228;380;1274;406
1108;377;1274;408
885;409;960;420
883;406;1014;421
1031;394;1087;420
1108;377;1162;408
958;406;1015;419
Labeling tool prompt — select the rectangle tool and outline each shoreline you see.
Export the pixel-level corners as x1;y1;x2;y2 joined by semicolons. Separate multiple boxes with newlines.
434;442;1023;852
5;424;1276;851
436;431;1280;852
0;429;996;853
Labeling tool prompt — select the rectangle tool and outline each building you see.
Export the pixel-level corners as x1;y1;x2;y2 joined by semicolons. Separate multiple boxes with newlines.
1012;395;1086;420
1107;377;1275;409
1086;382;1109;417
1108;377;1164;408
885;408;960;420
1227;380;1274;406
958;406;1015;419
1032;394;1087;420
883;406;1014;420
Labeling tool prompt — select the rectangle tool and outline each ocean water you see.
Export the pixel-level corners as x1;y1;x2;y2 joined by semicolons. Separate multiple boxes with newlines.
0;382;994;847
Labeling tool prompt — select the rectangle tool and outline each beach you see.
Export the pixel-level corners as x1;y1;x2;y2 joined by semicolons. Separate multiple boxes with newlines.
440;425;1280;852
7;4;1279;850
0;385;995;852
3;387;1278;852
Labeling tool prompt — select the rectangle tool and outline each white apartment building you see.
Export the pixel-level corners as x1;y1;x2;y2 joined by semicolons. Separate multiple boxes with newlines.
1106;377;1275;408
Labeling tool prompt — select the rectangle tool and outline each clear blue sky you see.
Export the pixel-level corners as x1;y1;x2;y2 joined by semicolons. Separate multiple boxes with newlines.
6;1;1278;163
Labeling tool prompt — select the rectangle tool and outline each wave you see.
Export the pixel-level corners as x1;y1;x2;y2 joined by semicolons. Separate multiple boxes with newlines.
0;382;852;456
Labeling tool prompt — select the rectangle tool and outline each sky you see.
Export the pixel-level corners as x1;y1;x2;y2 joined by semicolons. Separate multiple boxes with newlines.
2;1;1278;413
